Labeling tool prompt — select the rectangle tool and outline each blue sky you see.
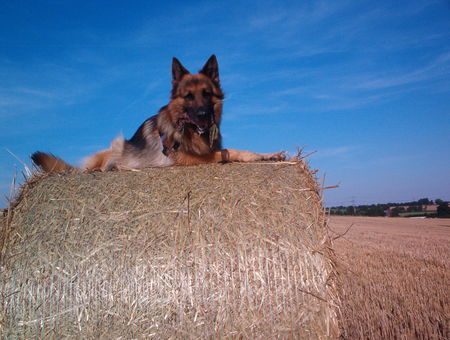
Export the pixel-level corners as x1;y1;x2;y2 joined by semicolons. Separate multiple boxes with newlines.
1;0;449;208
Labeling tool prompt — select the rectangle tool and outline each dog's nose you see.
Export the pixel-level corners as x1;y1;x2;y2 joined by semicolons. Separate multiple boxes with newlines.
197;110;206;116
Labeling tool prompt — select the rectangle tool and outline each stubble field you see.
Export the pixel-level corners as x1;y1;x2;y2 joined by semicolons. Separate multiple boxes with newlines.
329;216;449;339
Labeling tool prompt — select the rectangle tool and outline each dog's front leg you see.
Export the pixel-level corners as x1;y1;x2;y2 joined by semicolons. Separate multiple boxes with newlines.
218;149;286;163
174;149;286;165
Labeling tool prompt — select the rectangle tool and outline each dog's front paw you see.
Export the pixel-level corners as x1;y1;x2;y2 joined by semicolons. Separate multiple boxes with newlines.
263;151;287;161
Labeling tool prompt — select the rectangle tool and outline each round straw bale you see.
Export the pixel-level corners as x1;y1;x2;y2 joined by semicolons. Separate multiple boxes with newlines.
1;162;338;338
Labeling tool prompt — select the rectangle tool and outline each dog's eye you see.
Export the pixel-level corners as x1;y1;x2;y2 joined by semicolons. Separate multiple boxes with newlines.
203;90;212;98
184;93;194;101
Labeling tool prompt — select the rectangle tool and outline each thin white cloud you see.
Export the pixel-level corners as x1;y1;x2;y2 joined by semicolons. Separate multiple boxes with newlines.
242;0;448;60
0;84;90;117
355;52;450;90
225;102;291;120
316;145;359;159
0;56;159;118
249;10;287;29
270;86;312;98
249;1;352;29
131;2;222;46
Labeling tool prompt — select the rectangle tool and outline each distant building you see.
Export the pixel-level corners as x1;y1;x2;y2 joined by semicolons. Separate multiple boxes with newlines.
423;204;438;212
385;204;439;217
385;206;406;217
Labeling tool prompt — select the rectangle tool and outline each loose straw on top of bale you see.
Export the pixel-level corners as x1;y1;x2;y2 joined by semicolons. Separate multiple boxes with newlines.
1;161;339;339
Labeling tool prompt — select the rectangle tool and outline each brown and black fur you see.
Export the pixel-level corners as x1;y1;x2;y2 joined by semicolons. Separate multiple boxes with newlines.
32;55;286;173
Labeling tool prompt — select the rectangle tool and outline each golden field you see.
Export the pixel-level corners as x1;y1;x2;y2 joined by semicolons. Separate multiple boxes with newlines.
329;216;449;339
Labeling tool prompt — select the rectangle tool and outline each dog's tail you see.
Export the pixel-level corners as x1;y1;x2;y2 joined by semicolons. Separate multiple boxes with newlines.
31;151;76;173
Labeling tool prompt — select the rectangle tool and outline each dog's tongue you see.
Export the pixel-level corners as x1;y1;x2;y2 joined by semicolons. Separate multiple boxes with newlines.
186;116;209;134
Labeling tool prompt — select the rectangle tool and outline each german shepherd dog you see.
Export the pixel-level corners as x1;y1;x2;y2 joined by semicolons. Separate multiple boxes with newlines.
32;55;286;172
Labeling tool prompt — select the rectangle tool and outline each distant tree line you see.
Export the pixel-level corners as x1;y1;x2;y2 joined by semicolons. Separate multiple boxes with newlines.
329;198;450;218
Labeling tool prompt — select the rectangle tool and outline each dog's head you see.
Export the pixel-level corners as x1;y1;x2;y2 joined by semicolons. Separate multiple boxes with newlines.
170;55;224;135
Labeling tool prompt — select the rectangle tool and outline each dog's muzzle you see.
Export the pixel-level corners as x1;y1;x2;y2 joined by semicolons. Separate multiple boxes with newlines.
185;108;214;135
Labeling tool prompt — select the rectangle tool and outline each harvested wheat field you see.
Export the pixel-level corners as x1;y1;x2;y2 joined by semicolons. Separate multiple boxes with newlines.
0;161;339;339
329;216;449;339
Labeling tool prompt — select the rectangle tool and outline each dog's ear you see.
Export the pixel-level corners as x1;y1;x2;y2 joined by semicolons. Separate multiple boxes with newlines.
172;57;190;83
200;55;219;84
